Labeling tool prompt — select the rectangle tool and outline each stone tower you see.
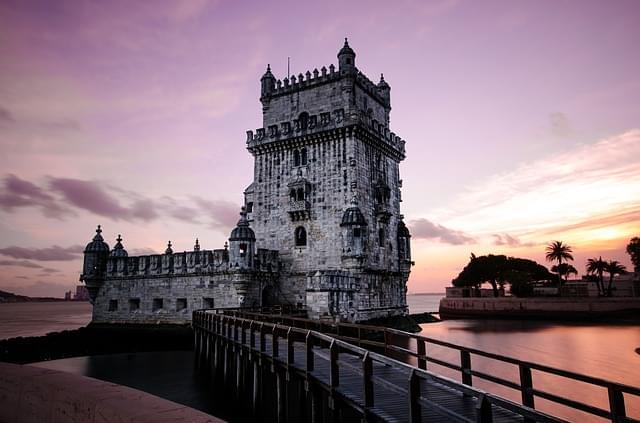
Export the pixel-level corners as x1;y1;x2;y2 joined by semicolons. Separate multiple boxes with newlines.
245;39;412;321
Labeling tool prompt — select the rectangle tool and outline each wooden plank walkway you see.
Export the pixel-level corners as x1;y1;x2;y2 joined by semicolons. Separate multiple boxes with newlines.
194;312;565;423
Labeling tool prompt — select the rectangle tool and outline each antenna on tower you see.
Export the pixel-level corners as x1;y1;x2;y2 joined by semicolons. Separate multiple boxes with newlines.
287;57;290;79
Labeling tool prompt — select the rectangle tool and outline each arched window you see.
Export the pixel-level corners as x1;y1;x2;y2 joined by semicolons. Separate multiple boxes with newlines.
293;149;300;167
301;148;307;165
378;228;385;246
239;243;247;257
296;188;305;201
295;226;307;246
290;189;297;201
299;112;309;131
353;228;361;238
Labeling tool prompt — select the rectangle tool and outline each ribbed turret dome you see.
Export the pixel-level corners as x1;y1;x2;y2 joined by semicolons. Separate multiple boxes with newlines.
85;225;110;253
338;38;355;58
261;64;275;81
110;234;128;257
377;73;390;89
341;206;367;227
229;208;255;241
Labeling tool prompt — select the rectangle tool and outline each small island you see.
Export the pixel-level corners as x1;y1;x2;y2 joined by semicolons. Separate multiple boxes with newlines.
440;238;640;319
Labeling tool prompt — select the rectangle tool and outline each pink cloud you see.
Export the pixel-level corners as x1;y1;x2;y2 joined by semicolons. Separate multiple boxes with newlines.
409;218;475;245
0;245;83;261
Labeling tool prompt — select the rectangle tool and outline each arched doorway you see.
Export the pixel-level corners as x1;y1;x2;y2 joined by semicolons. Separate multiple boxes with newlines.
262;285;275;306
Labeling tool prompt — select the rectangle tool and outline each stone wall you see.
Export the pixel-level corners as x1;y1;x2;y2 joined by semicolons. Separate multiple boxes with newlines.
93;271;277;324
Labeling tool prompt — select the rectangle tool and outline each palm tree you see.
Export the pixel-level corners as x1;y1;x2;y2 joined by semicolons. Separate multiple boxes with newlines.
551;263;578;281
604;261;627;296
545;241;574;288
586;257;606;296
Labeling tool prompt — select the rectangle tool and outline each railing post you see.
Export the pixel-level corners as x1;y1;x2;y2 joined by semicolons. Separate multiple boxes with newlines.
408;369;422;423
460;350;472;386
519;364;534;409
417;339;427;370
476;394;493;423
260;323;266;352
241;320;247;346
329;340;339;388
286;327;295;365
306;331;314;373
250;321;256;349
362;351;374;408
272;325;279;358
608;386;626;422
384;329;390;356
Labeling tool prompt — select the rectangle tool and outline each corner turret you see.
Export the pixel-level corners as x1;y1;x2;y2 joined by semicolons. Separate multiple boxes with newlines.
80;225;110;303
337;38;356;74
260;64;276;101
377;73;391;106
110;234;128;258
341;198;368;265
229;207;256;269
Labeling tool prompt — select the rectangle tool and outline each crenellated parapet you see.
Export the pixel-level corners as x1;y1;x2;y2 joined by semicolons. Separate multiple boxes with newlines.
246;108;406;157
261;63;390;108
105;248;231;278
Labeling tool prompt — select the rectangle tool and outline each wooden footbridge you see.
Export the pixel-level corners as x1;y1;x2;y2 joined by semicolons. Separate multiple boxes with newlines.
192;309;639;423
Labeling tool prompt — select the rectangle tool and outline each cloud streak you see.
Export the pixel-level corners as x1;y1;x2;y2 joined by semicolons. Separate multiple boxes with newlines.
0;174;240;232
0;245;84;261
409;218;475;245
0;259;60;273
435;130;640;240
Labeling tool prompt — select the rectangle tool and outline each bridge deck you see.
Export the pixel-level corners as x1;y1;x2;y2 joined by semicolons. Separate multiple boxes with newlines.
262;333;536;422
226;323;559;422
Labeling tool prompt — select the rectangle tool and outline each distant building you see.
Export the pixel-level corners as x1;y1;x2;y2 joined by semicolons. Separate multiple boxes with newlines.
80;39;413;324
73;285;90;301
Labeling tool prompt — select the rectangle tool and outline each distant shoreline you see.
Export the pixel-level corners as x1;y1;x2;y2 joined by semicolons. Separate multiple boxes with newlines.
0;289;87;303
408;292;444;296
439;297;640;320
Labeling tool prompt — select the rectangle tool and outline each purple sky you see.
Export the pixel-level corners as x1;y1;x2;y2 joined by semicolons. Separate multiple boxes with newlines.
1;0;639;296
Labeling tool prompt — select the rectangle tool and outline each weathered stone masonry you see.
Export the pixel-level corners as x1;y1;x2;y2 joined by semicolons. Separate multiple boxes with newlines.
80;39;412;324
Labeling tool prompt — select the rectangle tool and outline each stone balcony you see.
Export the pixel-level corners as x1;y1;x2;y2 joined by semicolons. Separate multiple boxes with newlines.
288;200;310;221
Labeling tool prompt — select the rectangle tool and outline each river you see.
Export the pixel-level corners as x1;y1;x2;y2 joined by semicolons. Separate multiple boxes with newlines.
4;296;639;420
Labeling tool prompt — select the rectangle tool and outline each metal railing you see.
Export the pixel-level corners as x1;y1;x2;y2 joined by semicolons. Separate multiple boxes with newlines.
214;309;640;423
193;310;562;423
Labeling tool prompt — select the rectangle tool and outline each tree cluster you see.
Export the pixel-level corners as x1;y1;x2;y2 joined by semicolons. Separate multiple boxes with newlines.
451;254;554;297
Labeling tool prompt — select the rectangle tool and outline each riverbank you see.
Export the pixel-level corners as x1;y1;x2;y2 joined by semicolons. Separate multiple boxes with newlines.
0;323;193;364
439;297;640;320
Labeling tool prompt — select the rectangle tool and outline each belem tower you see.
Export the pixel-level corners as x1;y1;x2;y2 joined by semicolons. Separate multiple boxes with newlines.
80;39;413;324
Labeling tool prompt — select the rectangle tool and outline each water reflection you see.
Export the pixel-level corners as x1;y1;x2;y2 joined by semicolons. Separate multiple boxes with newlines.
34;350;216;415
418;319;640;421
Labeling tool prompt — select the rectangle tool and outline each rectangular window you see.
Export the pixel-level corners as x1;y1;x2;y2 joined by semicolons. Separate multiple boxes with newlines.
129;298;140;311
203;297;214;309
177;298;187;311
152;298;163;311
108;299;118;312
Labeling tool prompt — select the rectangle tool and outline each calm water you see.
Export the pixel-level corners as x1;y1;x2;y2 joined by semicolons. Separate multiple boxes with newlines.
0;301;92;339
34;351;215;414
407;294;640;421
8;296;640;420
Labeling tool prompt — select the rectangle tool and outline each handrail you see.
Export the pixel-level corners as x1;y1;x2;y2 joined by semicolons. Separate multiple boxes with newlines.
202;308;640;423
193;310;562;423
